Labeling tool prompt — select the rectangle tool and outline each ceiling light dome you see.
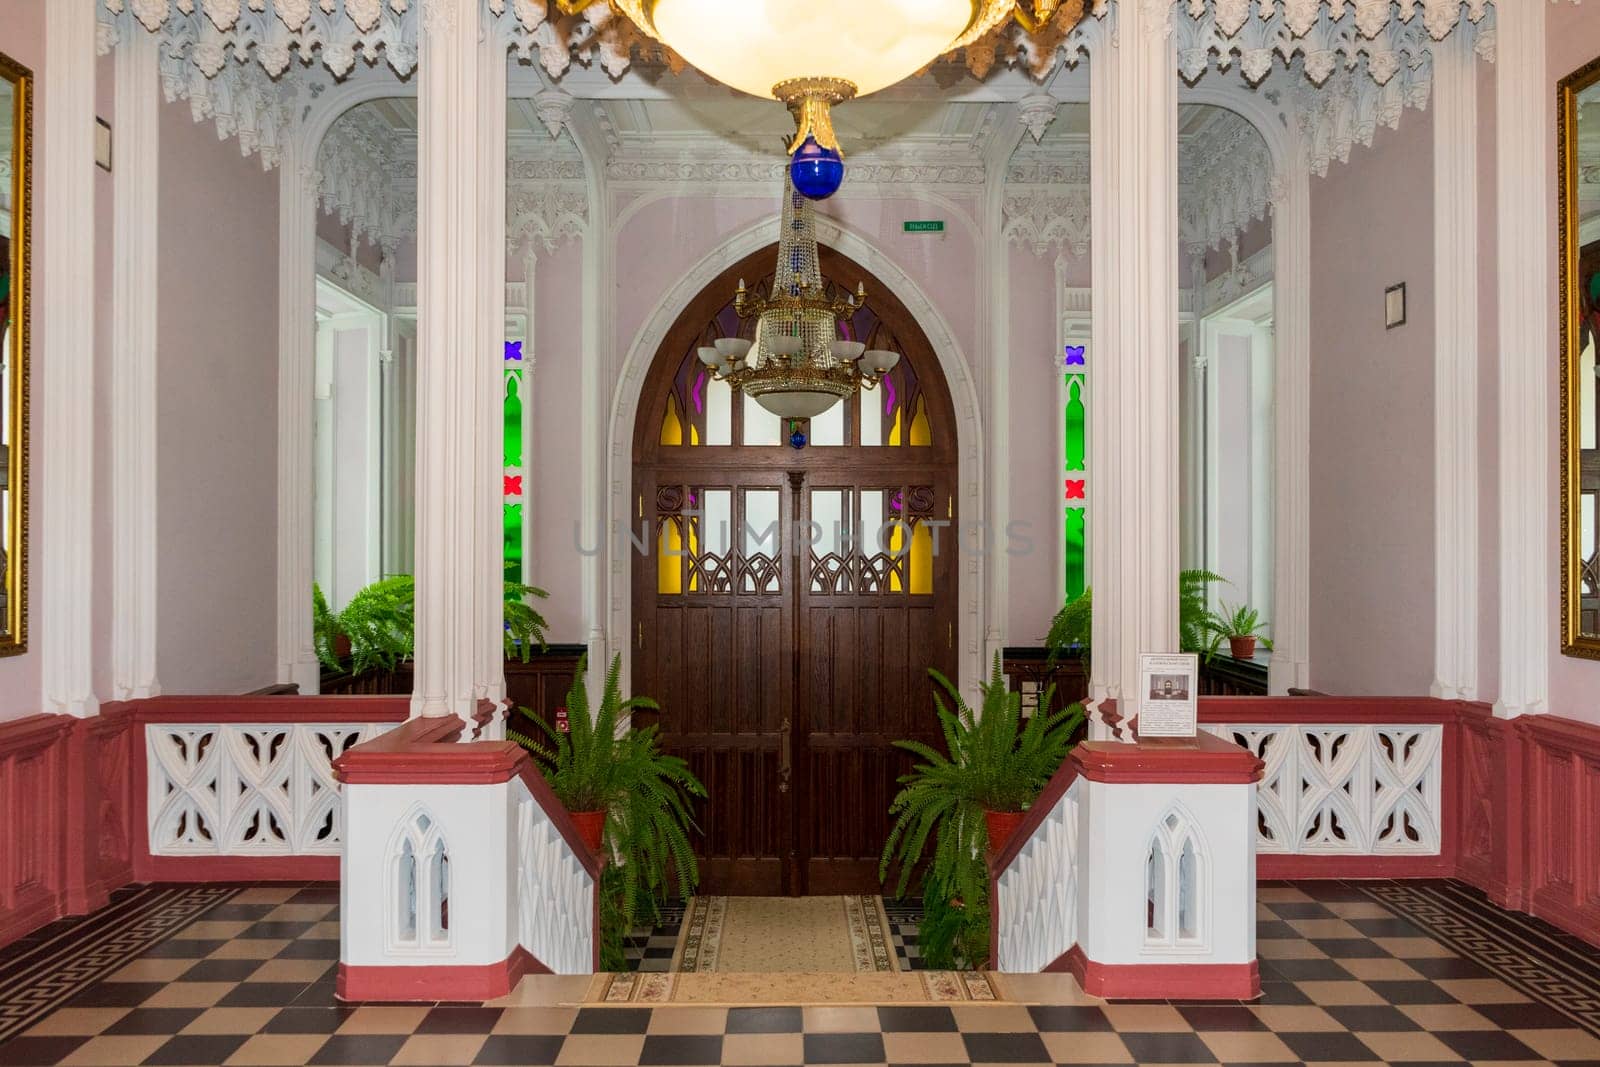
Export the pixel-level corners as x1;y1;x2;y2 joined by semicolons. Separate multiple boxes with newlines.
644;0;996;100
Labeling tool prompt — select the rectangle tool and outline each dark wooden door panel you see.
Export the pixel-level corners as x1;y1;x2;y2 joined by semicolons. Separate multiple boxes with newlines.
633;244;958;896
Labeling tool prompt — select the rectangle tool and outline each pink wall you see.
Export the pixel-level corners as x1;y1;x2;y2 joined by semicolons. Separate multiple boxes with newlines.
155;98;279;693
0;0;45;720
1549;5;1600;723
1308;109;1436;695
531;238;586;642
1006;242;1060;642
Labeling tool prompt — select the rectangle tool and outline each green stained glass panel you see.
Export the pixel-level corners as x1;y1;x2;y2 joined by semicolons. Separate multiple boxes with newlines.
504;370;523;469
1063;374;1085;472
1063;506;1086;600
503;503;523;586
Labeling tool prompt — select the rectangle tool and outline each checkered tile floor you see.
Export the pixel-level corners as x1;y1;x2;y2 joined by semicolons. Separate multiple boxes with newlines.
0;880;1596;1065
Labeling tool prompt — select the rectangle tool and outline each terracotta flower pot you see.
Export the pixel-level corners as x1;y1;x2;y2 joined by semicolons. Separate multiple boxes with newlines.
332;634;352;661
984;809;1026;852
1229;635;1258;660
570;809;605;855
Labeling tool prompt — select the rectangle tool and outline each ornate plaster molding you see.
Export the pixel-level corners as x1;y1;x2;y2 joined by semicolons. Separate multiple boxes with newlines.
99;0;419;79
1003;185;1091;256
1016;93;1062;143
603;156;990;187
1180;109;1275;251
316;237;387;308
1294;60;1432;177
506;180;588;254
1174;0;1491;88
317;105;415;255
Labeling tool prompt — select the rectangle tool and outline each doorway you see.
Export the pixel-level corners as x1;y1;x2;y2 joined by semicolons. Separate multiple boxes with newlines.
631;245;959;895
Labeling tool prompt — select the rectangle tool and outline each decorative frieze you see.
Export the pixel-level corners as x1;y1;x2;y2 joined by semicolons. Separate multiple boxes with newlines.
317;105;415;255
1003;185;1091;256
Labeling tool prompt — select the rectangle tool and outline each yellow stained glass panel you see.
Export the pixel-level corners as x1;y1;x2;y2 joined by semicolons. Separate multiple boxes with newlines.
660;395;684;446
658;519;683;594
908;396;931;447
910;520;933;594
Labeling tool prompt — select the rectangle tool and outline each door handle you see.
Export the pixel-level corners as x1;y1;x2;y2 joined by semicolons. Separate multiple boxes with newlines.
778;717;792;794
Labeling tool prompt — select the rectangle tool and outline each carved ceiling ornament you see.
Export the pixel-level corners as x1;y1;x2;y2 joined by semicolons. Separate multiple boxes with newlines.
1005;107;1273;256
1179;108;1275;251
316;105;415;255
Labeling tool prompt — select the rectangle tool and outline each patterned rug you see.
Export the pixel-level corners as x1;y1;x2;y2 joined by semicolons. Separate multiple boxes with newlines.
1358;879;1600;1037
0;884;242;1044
671;895;898;973
586;968;1005;1005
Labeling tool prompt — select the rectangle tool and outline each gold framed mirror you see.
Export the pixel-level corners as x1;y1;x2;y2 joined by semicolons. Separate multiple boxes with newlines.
0;53;28;656
1561;53;1600;659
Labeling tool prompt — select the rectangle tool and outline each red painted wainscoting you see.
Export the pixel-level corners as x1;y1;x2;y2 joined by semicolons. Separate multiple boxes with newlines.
1201;697;1600;950
0;696;411;951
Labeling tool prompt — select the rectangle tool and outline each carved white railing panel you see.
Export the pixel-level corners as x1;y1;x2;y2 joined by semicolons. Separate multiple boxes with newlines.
146;722;395;856
995;777;1080;973
515;790;596;975
1203;723;1443;854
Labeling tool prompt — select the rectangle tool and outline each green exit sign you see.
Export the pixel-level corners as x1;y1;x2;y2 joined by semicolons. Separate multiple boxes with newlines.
903;220;945;233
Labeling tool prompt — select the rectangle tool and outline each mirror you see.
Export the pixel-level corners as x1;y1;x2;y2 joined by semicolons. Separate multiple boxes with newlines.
1561;55;1600;658
0;53;27;656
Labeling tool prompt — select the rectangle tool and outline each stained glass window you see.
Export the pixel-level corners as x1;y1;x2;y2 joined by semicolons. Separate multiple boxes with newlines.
1062;342;1088;600
503;340;525;585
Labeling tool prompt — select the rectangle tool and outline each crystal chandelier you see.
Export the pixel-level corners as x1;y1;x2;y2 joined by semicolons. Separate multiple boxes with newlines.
696;174;899;420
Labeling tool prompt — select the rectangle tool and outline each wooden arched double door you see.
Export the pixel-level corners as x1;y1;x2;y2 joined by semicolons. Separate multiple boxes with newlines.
632;245;959;895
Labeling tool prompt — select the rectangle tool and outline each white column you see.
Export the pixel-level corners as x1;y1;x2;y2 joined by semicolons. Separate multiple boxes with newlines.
1180;251;1207;572
40;0;98;717
564;108;609;695
379;257;399;577
413;0;504;719
982;106;1026;681
521;245;539;587
1431;31;1479;701
1494;0;1551;718
312;309;335;599
277;137;320;693
474;33;509;713
1269;139;1312;695
111;28;160;701
1088;1;1181;710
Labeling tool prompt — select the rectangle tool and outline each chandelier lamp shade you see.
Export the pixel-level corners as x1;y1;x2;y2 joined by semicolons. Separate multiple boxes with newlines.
576;0;1077;198
698;175;900;420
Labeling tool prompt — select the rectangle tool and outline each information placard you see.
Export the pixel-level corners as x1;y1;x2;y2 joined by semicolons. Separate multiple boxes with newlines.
1136;652;1199;738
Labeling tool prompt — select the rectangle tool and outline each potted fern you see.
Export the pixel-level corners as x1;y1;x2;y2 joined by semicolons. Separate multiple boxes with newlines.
312;577;550;674
1046;569;1227;664
880;656;1084;967
510;655;706;969
1207;601;1273;660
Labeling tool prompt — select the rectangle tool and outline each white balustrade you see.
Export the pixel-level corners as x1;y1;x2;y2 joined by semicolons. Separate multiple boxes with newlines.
995;777;1079;973
1202;723;1443;855
514;790;596;975
992;734;1260;998
146;722;396;856
341;767;595;989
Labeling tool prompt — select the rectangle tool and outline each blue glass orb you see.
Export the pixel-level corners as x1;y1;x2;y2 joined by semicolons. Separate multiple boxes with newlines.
789;425;808;450
790;136;844;200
